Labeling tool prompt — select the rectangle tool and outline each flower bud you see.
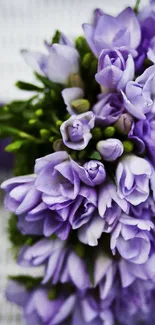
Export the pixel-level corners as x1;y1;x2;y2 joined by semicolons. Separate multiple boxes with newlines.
68;73;84;88
114;113;133;135
97;138;124;161
71;98;90;114
53;139;66;151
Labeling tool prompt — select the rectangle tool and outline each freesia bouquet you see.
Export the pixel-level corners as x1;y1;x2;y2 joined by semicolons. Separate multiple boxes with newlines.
2;0;155;324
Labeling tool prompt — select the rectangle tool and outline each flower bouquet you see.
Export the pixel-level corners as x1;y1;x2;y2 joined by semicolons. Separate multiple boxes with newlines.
2;0;155;324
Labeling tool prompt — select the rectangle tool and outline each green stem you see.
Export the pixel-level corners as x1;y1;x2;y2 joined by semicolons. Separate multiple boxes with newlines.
0;126;43;144
134;0;141;14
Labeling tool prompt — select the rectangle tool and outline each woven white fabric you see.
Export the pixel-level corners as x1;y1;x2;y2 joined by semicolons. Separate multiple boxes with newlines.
0;0;146;102
0;0;148;323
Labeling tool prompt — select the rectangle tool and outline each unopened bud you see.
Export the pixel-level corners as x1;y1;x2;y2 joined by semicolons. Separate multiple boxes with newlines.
97;139;124;161
115;113;133;135
68;73;84;88
123;140;134;153
53;139;66;151
103;126;115;138
40;129;50;140
71;99;90;114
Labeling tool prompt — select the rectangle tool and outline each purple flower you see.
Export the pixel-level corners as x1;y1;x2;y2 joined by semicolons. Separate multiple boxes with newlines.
61;87;84;115
116;155;152;205
1;175;41;215
69;186;97;229
111;214;153;264
119;253;155;288
122;65;155;120
21;43;79;84
93;92;124;126
19;202;71;240
115;280;155;325
83;7;141;57
73;291;114;325
94;253;116;300
95;48;135;92
129;118;155;165
97;139;124;161
35;151;80;209
71;159;106;186
60;112;95;150
78;183;129;246
18;238;91;290
6;281;76;325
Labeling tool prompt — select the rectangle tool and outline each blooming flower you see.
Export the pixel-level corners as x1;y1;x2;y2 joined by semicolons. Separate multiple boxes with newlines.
60;112;95;150
111;214;153;264
95;48;135;92
83;7;141;57
93;92;125;126
6;281;76;325
21;44;79;84
18;238;91;289
116;155;152;205
122;65;155;120
61;87;85;115
1;175;41;215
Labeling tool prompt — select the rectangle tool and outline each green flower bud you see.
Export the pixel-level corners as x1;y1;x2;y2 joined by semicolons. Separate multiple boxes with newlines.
71;99;90;114
103;126;115;138
91;127;102;140
35;109;43;117
29;119;37;125
56;120;63;127
123;140;134;153
82;53;93;68
68;73;84;88
40;129;50;140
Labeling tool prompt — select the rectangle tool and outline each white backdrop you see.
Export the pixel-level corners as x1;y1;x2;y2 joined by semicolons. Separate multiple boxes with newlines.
0;0;149;324
0;0;147;101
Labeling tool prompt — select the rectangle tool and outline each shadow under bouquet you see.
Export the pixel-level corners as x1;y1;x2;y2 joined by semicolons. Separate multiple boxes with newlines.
1;0;155;324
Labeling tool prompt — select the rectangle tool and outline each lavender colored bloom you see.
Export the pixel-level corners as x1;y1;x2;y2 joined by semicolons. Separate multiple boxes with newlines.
115;280;155;325
93;92;124;126
95;48;135;92
73;291;114;325
111;214;153;264
35;151;80;209
1;175;41;215
129;118;155;165
94;253;116;300
18;238;91;289
147;36;155;62
97;139;124;161
83;7;141;57
119;253;155;288
71;159;106;186
78;183;129;246
21;44;79;84
61;87;84;115
69;186;97;229
6;281;76;325
116;155;152;205
19;202;71;240
122;65;155;120
60;112;95;150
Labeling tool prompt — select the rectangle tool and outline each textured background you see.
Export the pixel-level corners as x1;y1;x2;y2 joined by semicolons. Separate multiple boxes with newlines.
0;0;148;323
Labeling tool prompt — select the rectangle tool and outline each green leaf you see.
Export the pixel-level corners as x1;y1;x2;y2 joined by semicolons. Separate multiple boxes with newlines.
16;81;44;92
89;151;102;160
34;73;62;91
52;30;61;44
9;275;43;291
134;0;141;14
5;140;25;152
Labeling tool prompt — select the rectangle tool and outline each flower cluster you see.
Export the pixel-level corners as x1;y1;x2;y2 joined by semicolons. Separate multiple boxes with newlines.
2;1;155;325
